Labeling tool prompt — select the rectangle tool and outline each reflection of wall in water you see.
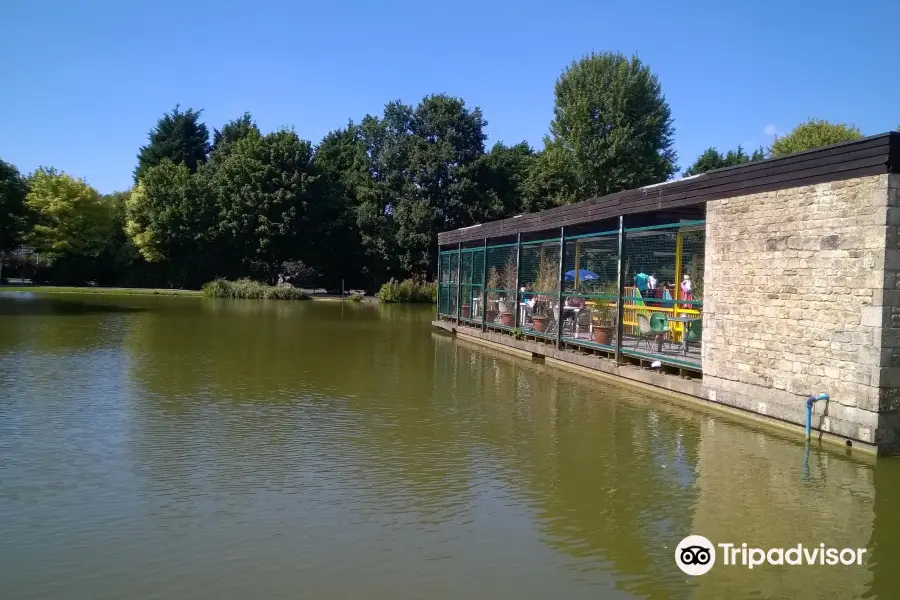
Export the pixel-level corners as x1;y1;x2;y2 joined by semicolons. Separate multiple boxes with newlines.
690;418;874;599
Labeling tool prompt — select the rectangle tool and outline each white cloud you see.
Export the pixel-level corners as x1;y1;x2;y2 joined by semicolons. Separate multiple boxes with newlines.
764;124;778;137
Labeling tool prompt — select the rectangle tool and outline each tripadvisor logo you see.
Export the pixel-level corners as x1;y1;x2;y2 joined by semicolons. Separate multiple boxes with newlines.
676;535;716;576
674;535;867;576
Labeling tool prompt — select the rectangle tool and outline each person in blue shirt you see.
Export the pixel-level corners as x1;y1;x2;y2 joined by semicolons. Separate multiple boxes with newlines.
634;272;650;294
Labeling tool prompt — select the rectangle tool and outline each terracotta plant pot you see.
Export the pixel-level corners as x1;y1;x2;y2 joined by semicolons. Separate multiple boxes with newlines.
592;326;614;345
532;315;550;332
486;310;498;323
500;312;514;326
461;304;470;318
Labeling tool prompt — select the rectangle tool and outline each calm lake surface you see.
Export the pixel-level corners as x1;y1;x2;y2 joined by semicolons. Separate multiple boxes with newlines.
1;292;899;599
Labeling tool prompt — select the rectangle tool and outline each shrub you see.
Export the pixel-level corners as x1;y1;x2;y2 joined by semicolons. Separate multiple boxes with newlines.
348;291;364;302
201;278;310;300
279;260;320;288
377;278;436;303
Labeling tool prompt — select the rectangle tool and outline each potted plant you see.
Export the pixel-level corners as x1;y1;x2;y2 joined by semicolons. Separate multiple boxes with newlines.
530;253;559;333
486;266;500;323
498;253;518;326
591;281;618;345
532;298;552;332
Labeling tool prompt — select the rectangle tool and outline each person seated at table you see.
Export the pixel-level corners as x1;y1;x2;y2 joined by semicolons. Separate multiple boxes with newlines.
565;295;585;308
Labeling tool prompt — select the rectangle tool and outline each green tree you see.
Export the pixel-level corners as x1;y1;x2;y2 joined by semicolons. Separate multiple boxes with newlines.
770;119;862;157
683;145;766;176
530;52;676;205
25;168;114;257
351;96;489;280
0;158;28;253
205;129;318;282
135;105;211;182
211;112;260;155
522;145;577;211
312;124;369;289
125;160;215;286
393;94;487;275
353;107;411;283
472;141;535;221
93;190;156;287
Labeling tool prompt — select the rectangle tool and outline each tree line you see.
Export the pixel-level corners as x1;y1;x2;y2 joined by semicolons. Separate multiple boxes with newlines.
0;52;870;291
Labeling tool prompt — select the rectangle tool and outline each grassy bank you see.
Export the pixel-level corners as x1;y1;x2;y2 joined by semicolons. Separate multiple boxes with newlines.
0;285;202;297
0;284;371;302
377;279;436;303
201;278;310;300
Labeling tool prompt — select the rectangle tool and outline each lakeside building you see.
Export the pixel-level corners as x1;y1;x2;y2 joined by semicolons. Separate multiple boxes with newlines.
434;132;900;454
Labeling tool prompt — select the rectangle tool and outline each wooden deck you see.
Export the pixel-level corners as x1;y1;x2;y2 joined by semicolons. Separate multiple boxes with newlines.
455;316;702;370
561;328;702;369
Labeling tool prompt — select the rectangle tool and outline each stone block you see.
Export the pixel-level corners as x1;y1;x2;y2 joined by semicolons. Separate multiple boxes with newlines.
891;192;900;209
886;207;900;226
889;174;900;189
875;290;900;307
879;388;900;412
824;402;880;429
875;367;900;388
881;328;900;348
856;392;880;413
861;306;888;328
874;411;900;453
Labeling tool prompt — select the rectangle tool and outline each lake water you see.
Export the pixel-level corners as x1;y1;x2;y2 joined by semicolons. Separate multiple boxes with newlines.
1;292;899;599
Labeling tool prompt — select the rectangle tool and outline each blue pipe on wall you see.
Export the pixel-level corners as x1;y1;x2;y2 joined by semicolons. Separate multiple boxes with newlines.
805;394;829;438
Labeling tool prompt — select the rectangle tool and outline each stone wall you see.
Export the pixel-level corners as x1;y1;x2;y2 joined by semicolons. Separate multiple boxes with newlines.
702;173;900;450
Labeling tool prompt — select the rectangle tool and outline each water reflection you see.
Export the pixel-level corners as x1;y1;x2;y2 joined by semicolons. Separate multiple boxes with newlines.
0;292;147;315
438;335;887;598
0;296;898;599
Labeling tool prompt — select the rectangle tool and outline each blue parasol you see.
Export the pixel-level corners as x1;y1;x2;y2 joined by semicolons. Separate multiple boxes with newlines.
565;269;599;281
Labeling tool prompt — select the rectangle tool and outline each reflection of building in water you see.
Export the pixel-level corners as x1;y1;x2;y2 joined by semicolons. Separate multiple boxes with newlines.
867;465;900;598
440;333;900;598
441;335;704;598
689;418;875;599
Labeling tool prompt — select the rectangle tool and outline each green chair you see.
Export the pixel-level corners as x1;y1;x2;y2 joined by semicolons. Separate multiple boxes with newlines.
684;319;702;355
649;312;670;351
635;314;667;352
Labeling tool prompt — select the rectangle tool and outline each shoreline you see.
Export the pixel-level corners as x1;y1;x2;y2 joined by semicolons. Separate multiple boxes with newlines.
0;286;203;297
0;285;381;302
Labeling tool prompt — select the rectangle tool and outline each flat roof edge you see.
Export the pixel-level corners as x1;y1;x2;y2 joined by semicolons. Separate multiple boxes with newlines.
439;132;898;246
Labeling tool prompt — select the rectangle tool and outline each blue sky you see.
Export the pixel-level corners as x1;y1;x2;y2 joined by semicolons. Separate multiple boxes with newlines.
2;0;897;194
